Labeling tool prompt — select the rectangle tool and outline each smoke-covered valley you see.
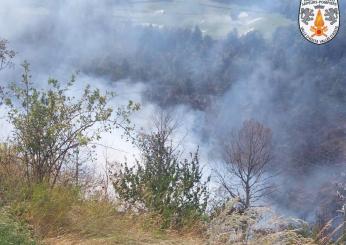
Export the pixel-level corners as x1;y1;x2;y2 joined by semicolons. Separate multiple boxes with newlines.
1;0;346;223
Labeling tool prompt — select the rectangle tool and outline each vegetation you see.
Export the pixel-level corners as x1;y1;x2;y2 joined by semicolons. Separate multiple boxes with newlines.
1;62;138;186
0;39;345;245
112;113;209;229
0;63;206;244
0;208;36;245
207;199;316;245
215;119;274;209
0;39;15;71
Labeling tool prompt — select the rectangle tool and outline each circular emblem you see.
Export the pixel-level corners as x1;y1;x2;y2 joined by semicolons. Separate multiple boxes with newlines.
299;0;340;44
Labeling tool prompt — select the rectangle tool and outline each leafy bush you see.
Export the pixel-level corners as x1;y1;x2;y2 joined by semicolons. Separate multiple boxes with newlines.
0;62;138;185
0;208;36;245
113;114;209;229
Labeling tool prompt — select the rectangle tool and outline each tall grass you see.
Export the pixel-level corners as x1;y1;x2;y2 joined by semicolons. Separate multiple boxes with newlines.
24;184;80;237
9;182;189;242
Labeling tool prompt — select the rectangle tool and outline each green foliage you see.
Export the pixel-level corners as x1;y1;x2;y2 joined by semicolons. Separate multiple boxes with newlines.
0;208;36;245
113;121;209;229
0;39;15;71
0;62;139;185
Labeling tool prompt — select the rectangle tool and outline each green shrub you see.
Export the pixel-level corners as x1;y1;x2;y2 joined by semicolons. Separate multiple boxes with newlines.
113;115;209;229
0;208;36;245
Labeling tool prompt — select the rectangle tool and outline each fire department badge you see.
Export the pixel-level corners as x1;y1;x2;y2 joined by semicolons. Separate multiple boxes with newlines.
299;0;340;44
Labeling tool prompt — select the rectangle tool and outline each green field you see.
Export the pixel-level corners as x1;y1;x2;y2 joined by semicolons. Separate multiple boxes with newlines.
113;0;293;38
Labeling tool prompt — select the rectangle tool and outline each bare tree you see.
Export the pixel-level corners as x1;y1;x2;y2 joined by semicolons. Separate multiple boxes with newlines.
216;119;274;209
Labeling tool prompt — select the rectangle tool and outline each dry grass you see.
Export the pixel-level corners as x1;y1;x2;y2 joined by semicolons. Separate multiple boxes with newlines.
207;200;317;245
66;200;202;241
22;188;205;244
44;234;203;245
